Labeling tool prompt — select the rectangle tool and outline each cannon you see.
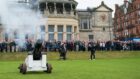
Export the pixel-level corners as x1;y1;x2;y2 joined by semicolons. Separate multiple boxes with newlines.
18;40;52;74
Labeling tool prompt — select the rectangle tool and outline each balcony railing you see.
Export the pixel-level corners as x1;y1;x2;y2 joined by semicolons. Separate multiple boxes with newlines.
44;10;78;19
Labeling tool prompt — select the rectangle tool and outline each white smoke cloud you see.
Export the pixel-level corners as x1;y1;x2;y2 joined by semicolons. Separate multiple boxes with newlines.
0;0;46;47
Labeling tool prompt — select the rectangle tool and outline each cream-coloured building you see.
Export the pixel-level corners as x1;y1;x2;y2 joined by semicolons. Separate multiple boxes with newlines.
39;0;79;41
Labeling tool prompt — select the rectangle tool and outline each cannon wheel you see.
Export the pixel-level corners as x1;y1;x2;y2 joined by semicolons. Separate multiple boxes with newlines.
18;64;22;73
46;63;52;73
19;63;27;74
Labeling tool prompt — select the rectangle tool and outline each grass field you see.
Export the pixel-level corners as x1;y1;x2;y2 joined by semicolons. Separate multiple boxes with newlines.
0;51;140;79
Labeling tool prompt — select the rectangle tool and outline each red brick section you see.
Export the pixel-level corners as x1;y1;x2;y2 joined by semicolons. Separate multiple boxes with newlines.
114;0;140;40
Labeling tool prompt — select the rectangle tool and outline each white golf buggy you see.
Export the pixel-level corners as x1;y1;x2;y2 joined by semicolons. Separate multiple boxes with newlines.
18;40;52;74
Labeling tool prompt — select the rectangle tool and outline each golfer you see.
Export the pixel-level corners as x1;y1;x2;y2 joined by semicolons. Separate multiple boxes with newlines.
59;42;67;60
90;42;96;60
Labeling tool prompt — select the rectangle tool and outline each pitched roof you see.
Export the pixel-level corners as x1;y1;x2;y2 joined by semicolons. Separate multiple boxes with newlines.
93;1;113;12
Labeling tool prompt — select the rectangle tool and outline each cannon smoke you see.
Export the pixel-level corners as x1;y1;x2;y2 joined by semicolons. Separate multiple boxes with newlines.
0;0;46;47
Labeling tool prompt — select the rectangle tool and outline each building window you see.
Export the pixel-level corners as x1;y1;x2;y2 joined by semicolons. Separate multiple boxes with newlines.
67;34;72;41
58;25;63;32
80;18;90;29
49;33;54;41
40;25;45;32
48;3;55;14
67;25;72;41
40;25;46;40
67;25;72;32
58;33;63;41
56;3;63;14
48;25;54;32
89;35;93;40
48;25;54;41
103;27;105;31
83;22;88;29
57;25;63;41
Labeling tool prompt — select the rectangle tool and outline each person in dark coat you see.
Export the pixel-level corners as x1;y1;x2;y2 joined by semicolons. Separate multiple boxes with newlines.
0;41;3;52
13;41;17;52
2;41;8;52
33;40;43;60
9;41;13;52
59;43;67;60
90;42;96;60
0;40;4;52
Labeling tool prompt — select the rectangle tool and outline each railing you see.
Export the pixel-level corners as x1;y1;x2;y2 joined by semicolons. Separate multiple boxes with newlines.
44;10;78;19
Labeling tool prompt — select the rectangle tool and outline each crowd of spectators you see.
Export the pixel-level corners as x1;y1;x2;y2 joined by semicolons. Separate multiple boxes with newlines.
0;39;140;53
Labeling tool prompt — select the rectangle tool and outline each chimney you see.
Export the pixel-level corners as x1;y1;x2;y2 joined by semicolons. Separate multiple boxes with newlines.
115;4;119;10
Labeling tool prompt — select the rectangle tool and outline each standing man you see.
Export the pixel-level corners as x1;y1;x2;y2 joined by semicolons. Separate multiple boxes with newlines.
0;39;2;52
59;42;67;60
90;42;96;60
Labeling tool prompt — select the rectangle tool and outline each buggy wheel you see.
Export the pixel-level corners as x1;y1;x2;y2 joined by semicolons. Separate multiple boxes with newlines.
18;64;23;73
20;63;27;74
46;63;52;73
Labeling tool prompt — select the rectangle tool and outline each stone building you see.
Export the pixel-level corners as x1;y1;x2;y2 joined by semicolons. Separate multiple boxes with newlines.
78;1;113;41
114;0;140;41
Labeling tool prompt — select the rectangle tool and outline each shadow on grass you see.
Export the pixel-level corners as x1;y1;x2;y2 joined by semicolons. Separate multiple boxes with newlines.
23;71;52;75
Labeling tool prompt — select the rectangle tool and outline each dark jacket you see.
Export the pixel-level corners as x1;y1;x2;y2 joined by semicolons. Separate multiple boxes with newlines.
59;44;67;54
90;43;96;52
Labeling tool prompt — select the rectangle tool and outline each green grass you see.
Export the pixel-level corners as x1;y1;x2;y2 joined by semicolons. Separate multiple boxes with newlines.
0;51;140;79
0;51;140;61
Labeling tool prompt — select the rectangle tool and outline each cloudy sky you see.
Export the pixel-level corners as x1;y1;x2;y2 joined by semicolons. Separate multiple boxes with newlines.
76;0;124;16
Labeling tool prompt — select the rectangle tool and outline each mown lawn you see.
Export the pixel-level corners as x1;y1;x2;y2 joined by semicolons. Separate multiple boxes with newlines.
0;51;140;79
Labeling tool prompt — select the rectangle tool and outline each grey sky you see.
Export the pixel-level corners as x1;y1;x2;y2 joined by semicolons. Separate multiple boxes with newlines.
76;0;124;15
